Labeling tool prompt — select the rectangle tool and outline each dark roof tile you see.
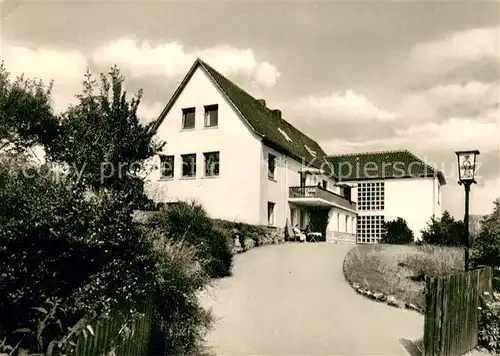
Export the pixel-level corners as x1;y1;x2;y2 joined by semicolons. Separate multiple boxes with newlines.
327;150;446;185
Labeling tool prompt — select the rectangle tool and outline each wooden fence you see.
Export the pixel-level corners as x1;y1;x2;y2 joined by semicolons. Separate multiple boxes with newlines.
423;267;493;356
71;297;154;356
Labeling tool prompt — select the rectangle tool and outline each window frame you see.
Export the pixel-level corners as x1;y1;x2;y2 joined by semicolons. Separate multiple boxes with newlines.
204;104;219;128
181;153;197;178
159;154;175;179
203;151;220;177
268;154;276;180
267;202;276;226
182;107;196;130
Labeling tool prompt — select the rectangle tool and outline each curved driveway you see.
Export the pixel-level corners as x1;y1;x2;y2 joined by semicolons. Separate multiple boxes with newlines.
199;243;424;356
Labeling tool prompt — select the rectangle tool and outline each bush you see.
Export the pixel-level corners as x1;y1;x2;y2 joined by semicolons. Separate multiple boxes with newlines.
212;219;267;248
472;199;500;290
478;291;500;353
146;235;213;356
421;211;466;247
380;217;414;244
147;201;233;278
0;161;157;353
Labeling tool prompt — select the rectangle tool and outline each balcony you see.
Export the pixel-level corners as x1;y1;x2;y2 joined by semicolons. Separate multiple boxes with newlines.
289;186;357;211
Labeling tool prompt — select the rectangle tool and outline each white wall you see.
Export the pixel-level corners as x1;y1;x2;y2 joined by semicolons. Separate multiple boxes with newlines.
384;177;440;240
146;66;263;225
326;207;357;241
260;144;339;228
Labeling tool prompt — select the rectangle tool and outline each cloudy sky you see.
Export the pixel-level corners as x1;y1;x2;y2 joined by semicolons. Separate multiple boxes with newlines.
1;0;499;217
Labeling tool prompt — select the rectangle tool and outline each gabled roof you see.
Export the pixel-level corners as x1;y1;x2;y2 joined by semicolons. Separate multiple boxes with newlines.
327;149;447;185
150;58;336;177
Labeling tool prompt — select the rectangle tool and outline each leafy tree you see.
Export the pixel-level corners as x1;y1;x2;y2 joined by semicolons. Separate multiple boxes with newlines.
0;62;59;155
380;217;414;244
476;198;500;247
472;198;500;290
48;66;163;208
421;210;466;246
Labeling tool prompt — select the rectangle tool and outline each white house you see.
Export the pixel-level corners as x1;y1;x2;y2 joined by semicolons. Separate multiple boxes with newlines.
327;150;446;242
146;58;358;243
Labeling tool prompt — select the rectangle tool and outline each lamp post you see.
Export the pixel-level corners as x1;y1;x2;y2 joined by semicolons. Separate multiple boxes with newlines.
455;150;480;272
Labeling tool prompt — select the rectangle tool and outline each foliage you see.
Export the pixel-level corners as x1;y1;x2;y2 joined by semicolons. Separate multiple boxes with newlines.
478;291;500;353
472;198;500;291
0;62;59;155
476;198;500;247
0;160;157;352
146;236;213;356
380;217;414;245
47;67;163;209
421;211;466;247
147;201;233;278
212;219;267;248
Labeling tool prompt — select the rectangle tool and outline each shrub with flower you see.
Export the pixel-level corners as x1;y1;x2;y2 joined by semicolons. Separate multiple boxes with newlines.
478;290;500;353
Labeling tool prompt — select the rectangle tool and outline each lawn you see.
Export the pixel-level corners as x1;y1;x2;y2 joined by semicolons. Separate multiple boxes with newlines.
343;243;465;310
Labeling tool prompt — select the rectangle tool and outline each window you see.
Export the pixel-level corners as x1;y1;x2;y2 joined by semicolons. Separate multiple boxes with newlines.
268;154;276;180
322;180;327;190
181;154;196;177
357;215;386;243
290;207;296;226
357;182;385;211
182;107;195;129
438;185;441;204
267;202;275;226
204;104;218;127
159;155;174;178
204;151;220;176
300;172;306;187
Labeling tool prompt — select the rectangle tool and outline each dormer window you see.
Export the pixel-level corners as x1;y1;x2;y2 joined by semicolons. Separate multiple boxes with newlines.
278;128;292;142
182;107;196;129
304;144;317;157
204;104;218;127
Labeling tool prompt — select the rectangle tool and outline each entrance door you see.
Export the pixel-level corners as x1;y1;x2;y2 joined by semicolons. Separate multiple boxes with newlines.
308;208;329;241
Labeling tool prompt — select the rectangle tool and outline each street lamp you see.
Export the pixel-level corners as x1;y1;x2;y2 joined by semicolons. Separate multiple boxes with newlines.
455;150;480;272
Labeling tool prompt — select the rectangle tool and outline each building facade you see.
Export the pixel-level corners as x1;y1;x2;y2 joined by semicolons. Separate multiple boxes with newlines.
327;151;446;242
146;59;357;243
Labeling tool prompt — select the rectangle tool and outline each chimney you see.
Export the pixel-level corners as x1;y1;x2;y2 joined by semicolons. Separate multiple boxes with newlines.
257;99;266;107
272;109;282;118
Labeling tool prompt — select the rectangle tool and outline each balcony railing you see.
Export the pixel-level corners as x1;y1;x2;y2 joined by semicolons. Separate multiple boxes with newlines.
289;186;357;210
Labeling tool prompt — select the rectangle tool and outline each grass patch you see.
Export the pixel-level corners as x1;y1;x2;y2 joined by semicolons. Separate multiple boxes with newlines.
343;244;464;309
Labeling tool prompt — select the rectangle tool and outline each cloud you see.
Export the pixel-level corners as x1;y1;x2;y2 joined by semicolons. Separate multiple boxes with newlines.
137;101;164;124
399;81;499;121
405;26;499;84
292;90;396;123
444;176;500;217
319;117;499;155
92;38;281;88
0;41;87;113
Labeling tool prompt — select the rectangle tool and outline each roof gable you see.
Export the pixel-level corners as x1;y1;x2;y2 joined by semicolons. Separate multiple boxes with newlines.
151;58;336;177
327;150;446;185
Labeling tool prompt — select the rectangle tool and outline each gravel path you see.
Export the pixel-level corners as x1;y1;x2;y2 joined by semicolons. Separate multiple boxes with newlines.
199;243;425;356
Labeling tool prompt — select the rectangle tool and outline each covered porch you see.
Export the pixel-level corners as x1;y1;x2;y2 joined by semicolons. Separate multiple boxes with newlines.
288;189;357;243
